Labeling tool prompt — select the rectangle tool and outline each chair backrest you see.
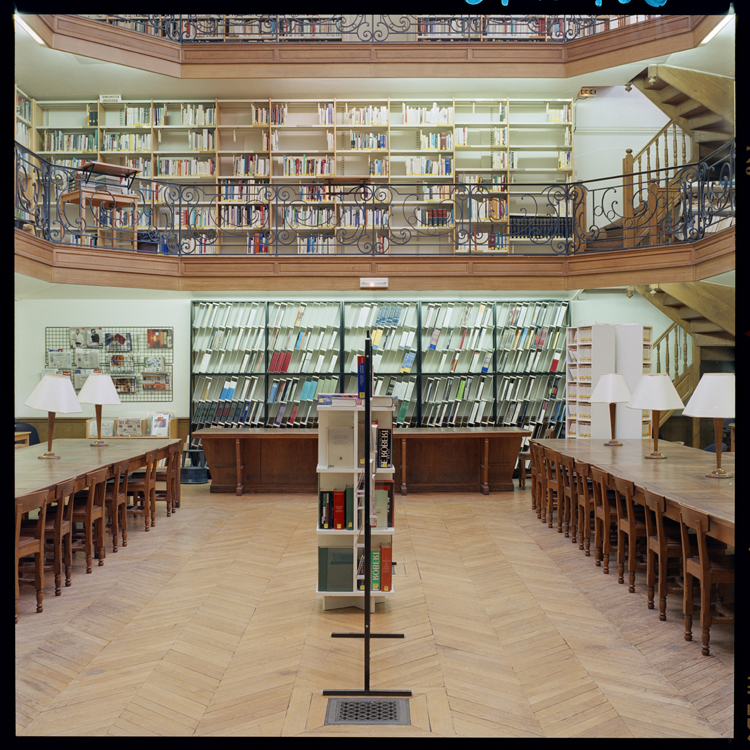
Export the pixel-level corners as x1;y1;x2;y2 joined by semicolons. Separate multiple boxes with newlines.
544;448;561;487
613;476;636;522
110;459;130;500
704;443;727;454
679;506;711;575
641;487;668;542
16;490;49;548
85;469;109;512
144;450;159;487
14;422;40;446
573;460;590;504
560;454;576;494
589;466;611;514
54;478;77;527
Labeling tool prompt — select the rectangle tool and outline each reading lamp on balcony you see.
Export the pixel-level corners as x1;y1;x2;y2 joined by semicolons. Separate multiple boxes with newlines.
682;372;735;479
590;373;632;447
626;373;684;459
24;374;82;459
78;373;122;447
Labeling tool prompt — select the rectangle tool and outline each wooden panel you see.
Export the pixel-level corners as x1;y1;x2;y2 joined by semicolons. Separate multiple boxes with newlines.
15;228;734;291
25;15;716;81
257;437;318;492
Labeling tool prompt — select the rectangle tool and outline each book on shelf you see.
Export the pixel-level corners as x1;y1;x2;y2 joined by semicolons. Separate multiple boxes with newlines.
380;544;392;592
378;427;392;469
318;547;353;592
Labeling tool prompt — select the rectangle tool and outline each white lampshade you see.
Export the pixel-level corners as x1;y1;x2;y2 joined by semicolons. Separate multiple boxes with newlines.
626;373;684;411
78;373;122;405
25;374;82;413
682;373;734;418
591;373;632;403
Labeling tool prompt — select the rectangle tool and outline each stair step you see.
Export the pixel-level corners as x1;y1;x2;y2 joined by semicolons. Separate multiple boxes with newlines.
688;111;727;129
694;130;733;144
695;332;735;347
690;320;725;334
699;346;735;362
658;85;687;105
675;99;708;118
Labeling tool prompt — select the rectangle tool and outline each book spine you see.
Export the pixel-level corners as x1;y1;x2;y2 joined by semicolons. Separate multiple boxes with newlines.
378;428;392;469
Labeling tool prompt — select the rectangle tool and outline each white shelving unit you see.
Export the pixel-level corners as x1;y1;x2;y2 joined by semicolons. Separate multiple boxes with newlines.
615;324;653;439
316;394;395;611
566;323;654;440
565;324;615;439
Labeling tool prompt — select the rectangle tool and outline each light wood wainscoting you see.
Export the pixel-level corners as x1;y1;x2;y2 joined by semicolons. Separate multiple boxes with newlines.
15;416;191;447
14;227;735;293
25;15;721;81
15;485;733;737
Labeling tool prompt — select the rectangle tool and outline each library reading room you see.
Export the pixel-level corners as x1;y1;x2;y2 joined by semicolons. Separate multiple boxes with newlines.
14;12;737;738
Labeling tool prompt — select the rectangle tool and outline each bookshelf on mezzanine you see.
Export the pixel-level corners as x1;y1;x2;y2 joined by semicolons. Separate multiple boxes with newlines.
17;94;573;255
188;299;569;454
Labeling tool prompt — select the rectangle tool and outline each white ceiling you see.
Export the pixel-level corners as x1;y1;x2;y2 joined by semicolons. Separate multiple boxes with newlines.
14;14;735;101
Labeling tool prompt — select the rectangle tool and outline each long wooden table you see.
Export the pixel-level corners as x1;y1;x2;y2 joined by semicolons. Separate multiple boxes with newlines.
533;438;735;546
15;438;181;499
194;427;530;495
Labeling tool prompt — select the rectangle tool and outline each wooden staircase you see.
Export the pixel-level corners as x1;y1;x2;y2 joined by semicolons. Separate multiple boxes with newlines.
634;281;734;443
628;64;735;161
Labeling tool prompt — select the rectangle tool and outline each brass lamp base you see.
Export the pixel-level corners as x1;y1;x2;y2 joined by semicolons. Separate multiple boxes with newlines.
38;452;61;460
644;452;668;460
90;440;109;447
603;440;622;447
706;468;733;479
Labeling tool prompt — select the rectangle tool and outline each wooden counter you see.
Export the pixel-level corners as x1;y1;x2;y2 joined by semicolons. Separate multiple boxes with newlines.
193;426;531;495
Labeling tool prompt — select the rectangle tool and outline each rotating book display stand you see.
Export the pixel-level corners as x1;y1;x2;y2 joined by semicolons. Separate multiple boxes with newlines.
322;333;411;698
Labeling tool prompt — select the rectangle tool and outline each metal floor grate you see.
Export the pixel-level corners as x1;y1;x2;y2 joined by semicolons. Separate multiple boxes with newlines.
325;698;410;725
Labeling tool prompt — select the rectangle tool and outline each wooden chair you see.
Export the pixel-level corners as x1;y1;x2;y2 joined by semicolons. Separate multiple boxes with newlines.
128;450;157;531
612;477;647;592
641;487;683;620
680;507;734;656
543;448;563;532
535;444;549;521
559;454;577;540
528;442;543;513
573;460;594;556
16;490;49;622
517;437;530;491
105;460;130;552
154;442;180;517
679;507;734;656
590;466;618;574
71;468;108;573
20;478;76;597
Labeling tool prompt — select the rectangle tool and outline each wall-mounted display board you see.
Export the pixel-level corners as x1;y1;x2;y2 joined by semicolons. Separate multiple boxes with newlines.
44;326;174;402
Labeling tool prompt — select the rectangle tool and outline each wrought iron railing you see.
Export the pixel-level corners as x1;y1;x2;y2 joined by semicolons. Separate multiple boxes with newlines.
76;14;662;44
14;140;734;257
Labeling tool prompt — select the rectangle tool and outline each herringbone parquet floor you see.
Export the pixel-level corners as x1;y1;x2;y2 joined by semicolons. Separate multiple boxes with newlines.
15;483;734;737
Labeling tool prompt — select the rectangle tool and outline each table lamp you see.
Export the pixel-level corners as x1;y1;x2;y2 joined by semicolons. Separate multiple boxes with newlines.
590;373;632;447
682;372;734;478
626;373;684;459
78;373;122;447
24;374;82;459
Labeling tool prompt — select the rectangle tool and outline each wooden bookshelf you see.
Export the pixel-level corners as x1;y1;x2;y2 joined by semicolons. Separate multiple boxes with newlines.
21;94;574;256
